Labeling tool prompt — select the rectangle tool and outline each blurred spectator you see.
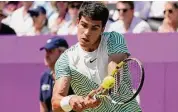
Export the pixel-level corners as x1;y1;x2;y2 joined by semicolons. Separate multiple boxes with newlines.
111;2;151;21
147;1;167;31
158;2;178;33
108;1;151;34
101;1;114;32
2;1;20;25
48;1;70;34
0;2;16;35
3;1;19;16
26;6;49;36
57;1;82;35
7;1;34;36
32;1;55;18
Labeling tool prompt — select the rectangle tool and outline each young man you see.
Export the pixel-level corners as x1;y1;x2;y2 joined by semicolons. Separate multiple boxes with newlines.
108;1;151;34
39;37;73;112
52;2;141;112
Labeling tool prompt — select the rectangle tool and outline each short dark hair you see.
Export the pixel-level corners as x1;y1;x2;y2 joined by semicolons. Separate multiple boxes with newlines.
78;1;109;27
117;1;134;9
168;2;178;9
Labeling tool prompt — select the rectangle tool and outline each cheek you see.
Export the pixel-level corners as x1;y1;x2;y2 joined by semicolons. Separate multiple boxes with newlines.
77;26;84;35
90;31;101;41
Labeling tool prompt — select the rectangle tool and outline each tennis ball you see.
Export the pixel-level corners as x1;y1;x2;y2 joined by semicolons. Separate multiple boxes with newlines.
101;76;115;89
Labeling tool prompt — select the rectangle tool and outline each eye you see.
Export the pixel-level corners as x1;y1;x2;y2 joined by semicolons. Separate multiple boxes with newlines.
81;23;88;28
91;27;98;31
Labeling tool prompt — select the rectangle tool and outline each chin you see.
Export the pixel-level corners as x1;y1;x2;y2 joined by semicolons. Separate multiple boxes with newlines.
79;42;88;47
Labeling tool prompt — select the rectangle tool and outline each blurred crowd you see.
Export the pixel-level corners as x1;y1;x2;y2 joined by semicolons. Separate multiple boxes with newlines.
0;1;178;36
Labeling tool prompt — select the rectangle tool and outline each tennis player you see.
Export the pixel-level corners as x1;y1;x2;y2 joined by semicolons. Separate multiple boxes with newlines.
52;1;141;112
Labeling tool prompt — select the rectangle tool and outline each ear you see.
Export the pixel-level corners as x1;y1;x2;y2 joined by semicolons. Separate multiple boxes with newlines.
77;18;80;24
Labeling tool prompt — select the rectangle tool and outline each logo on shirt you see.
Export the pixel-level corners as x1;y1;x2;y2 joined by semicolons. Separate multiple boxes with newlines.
41;84;50;91
47;39;52;43
90;58;97;63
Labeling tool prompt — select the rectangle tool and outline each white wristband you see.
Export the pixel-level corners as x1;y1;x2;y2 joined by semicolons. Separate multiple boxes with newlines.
60;95;73;112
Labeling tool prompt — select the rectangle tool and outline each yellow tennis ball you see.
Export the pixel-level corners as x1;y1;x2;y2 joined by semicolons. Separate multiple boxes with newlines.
101;76;115;89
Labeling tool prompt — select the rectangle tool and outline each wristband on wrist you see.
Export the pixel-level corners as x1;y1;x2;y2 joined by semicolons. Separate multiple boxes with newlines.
60;95;74;112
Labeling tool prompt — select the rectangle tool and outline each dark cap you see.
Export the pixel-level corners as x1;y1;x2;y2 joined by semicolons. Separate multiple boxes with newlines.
28;6;46;17
40;37;69;51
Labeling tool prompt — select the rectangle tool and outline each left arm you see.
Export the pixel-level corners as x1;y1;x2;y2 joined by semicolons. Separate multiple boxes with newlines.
107;31;130;75
108;53;128;76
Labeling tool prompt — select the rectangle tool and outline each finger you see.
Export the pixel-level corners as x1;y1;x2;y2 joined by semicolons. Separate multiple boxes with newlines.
88;90;97;98
79;97;87;109
96;86;104;93
72;103;83;112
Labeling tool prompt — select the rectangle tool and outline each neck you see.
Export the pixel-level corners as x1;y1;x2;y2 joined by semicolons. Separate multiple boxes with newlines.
34;23;43;32
167;20;178;30
81;36;101;52
123;16;133;31
23;6;29;14
59;11;66;19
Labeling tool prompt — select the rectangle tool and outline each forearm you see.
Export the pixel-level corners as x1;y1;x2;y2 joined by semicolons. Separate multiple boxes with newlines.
52;95;65;112
52;77;72;112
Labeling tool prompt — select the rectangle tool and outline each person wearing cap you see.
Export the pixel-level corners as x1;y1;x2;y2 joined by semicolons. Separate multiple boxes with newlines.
39;36;73;112
26;6;49;36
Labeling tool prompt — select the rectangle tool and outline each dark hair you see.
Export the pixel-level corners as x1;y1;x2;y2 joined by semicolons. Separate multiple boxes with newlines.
68;1;83;9
28;6;48;26
169;2;178;9
28;6;46;17
117;1;134;9
78;1;109;27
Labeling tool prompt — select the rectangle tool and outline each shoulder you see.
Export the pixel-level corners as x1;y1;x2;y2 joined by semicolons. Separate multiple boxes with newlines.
64;43;79;55
103;31;124;41
48;12;58;21
11;7;23;17
108;20;124;32
55;43;79;65
134;17;150;27
132;17;151;32
109;20;122;27
1;23;16;34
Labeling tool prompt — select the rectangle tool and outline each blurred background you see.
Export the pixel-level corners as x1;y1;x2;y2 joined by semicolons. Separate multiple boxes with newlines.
0;1;178;112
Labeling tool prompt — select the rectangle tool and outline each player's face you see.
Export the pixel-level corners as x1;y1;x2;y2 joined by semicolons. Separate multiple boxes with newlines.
77;16;104;49
44;48;60;68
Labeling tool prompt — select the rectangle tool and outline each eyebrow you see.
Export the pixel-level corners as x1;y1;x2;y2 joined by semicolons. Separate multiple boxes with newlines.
80;21;101;28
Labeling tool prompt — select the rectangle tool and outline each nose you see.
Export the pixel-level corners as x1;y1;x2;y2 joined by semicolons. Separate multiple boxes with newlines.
84;29;91;37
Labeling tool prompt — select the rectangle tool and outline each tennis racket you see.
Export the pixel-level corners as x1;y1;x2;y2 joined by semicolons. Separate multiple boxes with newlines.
92;58;145;105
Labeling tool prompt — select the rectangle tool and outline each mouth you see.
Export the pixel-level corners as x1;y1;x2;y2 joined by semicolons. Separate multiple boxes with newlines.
81;38;89;42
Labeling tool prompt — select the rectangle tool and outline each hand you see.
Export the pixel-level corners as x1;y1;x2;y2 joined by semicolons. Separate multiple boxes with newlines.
69;95;87;112
88;86;109;98
84;95;101;108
